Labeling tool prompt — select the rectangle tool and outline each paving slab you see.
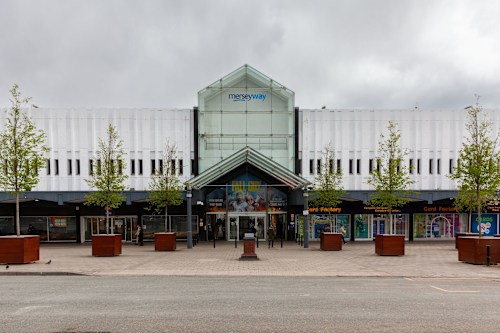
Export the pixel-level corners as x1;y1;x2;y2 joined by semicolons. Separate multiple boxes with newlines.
1;240;499;279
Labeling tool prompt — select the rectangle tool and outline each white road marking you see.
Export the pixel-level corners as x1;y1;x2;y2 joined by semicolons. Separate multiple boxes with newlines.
430;285;479;293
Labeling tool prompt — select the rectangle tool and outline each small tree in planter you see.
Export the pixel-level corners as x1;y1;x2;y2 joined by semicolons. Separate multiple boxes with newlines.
147;141;183;250
367;121;414;236
449;99;500;238
85;124;127;255
0;84;49;263
310;144;345;249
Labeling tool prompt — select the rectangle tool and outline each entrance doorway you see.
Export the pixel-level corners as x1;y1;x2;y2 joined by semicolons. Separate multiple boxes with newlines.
373;216;386;238
427;216;453;238
228;214;266;241
84;216;138;242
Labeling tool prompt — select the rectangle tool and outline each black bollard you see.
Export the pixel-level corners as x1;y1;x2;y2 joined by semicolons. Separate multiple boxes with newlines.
213;236;216;248
256;237;259;248
235;235;237;248
486;245;491;266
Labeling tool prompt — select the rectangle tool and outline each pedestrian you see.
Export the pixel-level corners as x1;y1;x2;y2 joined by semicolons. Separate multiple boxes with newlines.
267;226;275;248
136;225;144;246
27;224;37;235
340;225;346;244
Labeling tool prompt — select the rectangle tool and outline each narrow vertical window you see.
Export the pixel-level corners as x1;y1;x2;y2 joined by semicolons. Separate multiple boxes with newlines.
97;159;102;175
171;159;176;175
89;160;93;175
369;159;373;174
151;159;156;175
429;159;434;174
131;159;135;175
449;159;453;174
159;159;163;174
437;159;441;175
409;159;414;174
76;159;80;175
55;159;59;175
317;159;322;174
329;159;334;174
309;159;314;174
376;159;380;173
349;159;353;174
179;159;184;175
68;159;72;175
336;159;341;173
356;159;361;174
138;159;143;175
118;160;123;175
417;159;421;174
47;159;51;175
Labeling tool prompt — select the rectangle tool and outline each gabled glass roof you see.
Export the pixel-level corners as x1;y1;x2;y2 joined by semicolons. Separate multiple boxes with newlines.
187;147;309;190
198;64;294;101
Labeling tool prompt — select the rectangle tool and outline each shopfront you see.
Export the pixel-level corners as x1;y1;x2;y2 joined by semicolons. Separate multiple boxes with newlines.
83;216;138;242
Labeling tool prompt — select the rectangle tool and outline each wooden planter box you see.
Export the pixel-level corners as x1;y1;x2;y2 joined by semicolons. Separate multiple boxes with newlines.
0;235;40;264
92;234;122;257
154;232;176;251
456;232;478;249
457;236;500;265
375;234;405;256
320;232;343;251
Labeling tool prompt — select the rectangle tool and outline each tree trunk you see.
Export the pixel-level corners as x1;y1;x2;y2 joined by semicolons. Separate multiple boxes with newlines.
165;206;169;232
477;196;482;238
15;192;20;236
106;205;110;234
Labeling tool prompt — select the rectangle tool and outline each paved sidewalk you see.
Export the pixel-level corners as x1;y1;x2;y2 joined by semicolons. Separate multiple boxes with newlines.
1;240;500;278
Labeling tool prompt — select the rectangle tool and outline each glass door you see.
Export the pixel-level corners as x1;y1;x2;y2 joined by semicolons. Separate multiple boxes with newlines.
229;216;238;240
373;216;386;238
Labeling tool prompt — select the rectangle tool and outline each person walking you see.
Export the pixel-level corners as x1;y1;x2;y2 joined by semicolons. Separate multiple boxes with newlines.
267;226;275;248
136;225;144;246
340;225;347;244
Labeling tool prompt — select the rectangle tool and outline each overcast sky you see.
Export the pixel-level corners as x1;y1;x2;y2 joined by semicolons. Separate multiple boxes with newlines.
1;0;499;110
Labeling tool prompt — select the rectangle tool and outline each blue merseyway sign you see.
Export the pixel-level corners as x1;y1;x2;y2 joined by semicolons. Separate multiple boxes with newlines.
228;93;267;102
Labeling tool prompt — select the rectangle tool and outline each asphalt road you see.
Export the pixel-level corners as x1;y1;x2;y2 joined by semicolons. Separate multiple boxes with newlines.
1;276;499;333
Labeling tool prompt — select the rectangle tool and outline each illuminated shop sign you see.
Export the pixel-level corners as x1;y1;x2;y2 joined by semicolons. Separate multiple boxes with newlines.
228;93;267;102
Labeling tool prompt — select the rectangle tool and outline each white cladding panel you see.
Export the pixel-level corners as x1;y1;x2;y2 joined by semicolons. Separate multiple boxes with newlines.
299;108;500;191
0;108;193;191
2;106;500;192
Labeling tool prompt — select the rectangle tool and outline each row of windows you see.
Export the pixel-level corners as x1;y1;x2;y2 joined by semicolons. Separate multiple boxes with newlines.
45;159;185;176
307;158;456;176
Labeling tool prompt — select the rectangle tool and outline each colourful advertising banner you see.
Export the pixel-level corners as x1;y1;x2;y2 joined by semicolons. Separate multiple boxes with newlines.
471;214;497;235
228;175;266;212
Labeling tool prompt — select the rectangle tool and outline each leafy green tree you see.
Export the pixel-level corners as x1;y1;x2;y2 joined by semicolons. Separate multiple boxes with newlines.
367;121;414;234
449;99;500;237
310;144;345;229
147;140;183;231
0;84;50;236
85;124;128;234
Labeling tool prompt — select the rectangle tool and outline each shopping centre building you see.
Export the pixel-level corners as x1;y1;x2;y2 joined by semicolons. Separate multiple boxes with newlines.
1;64;499;243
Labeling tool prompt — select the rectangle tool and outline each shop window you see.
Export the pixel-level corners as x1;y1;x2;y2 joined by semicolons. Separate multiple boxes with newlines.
179;159;183;175
47;159;51;175
76;159;80;175
139;159;143;175
55;159;59;175
131;159;135;175
429;159;434;174
67;159;72;175
309;159;314;174
349;159;353;174
151;159;156;175
356;159;361;174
